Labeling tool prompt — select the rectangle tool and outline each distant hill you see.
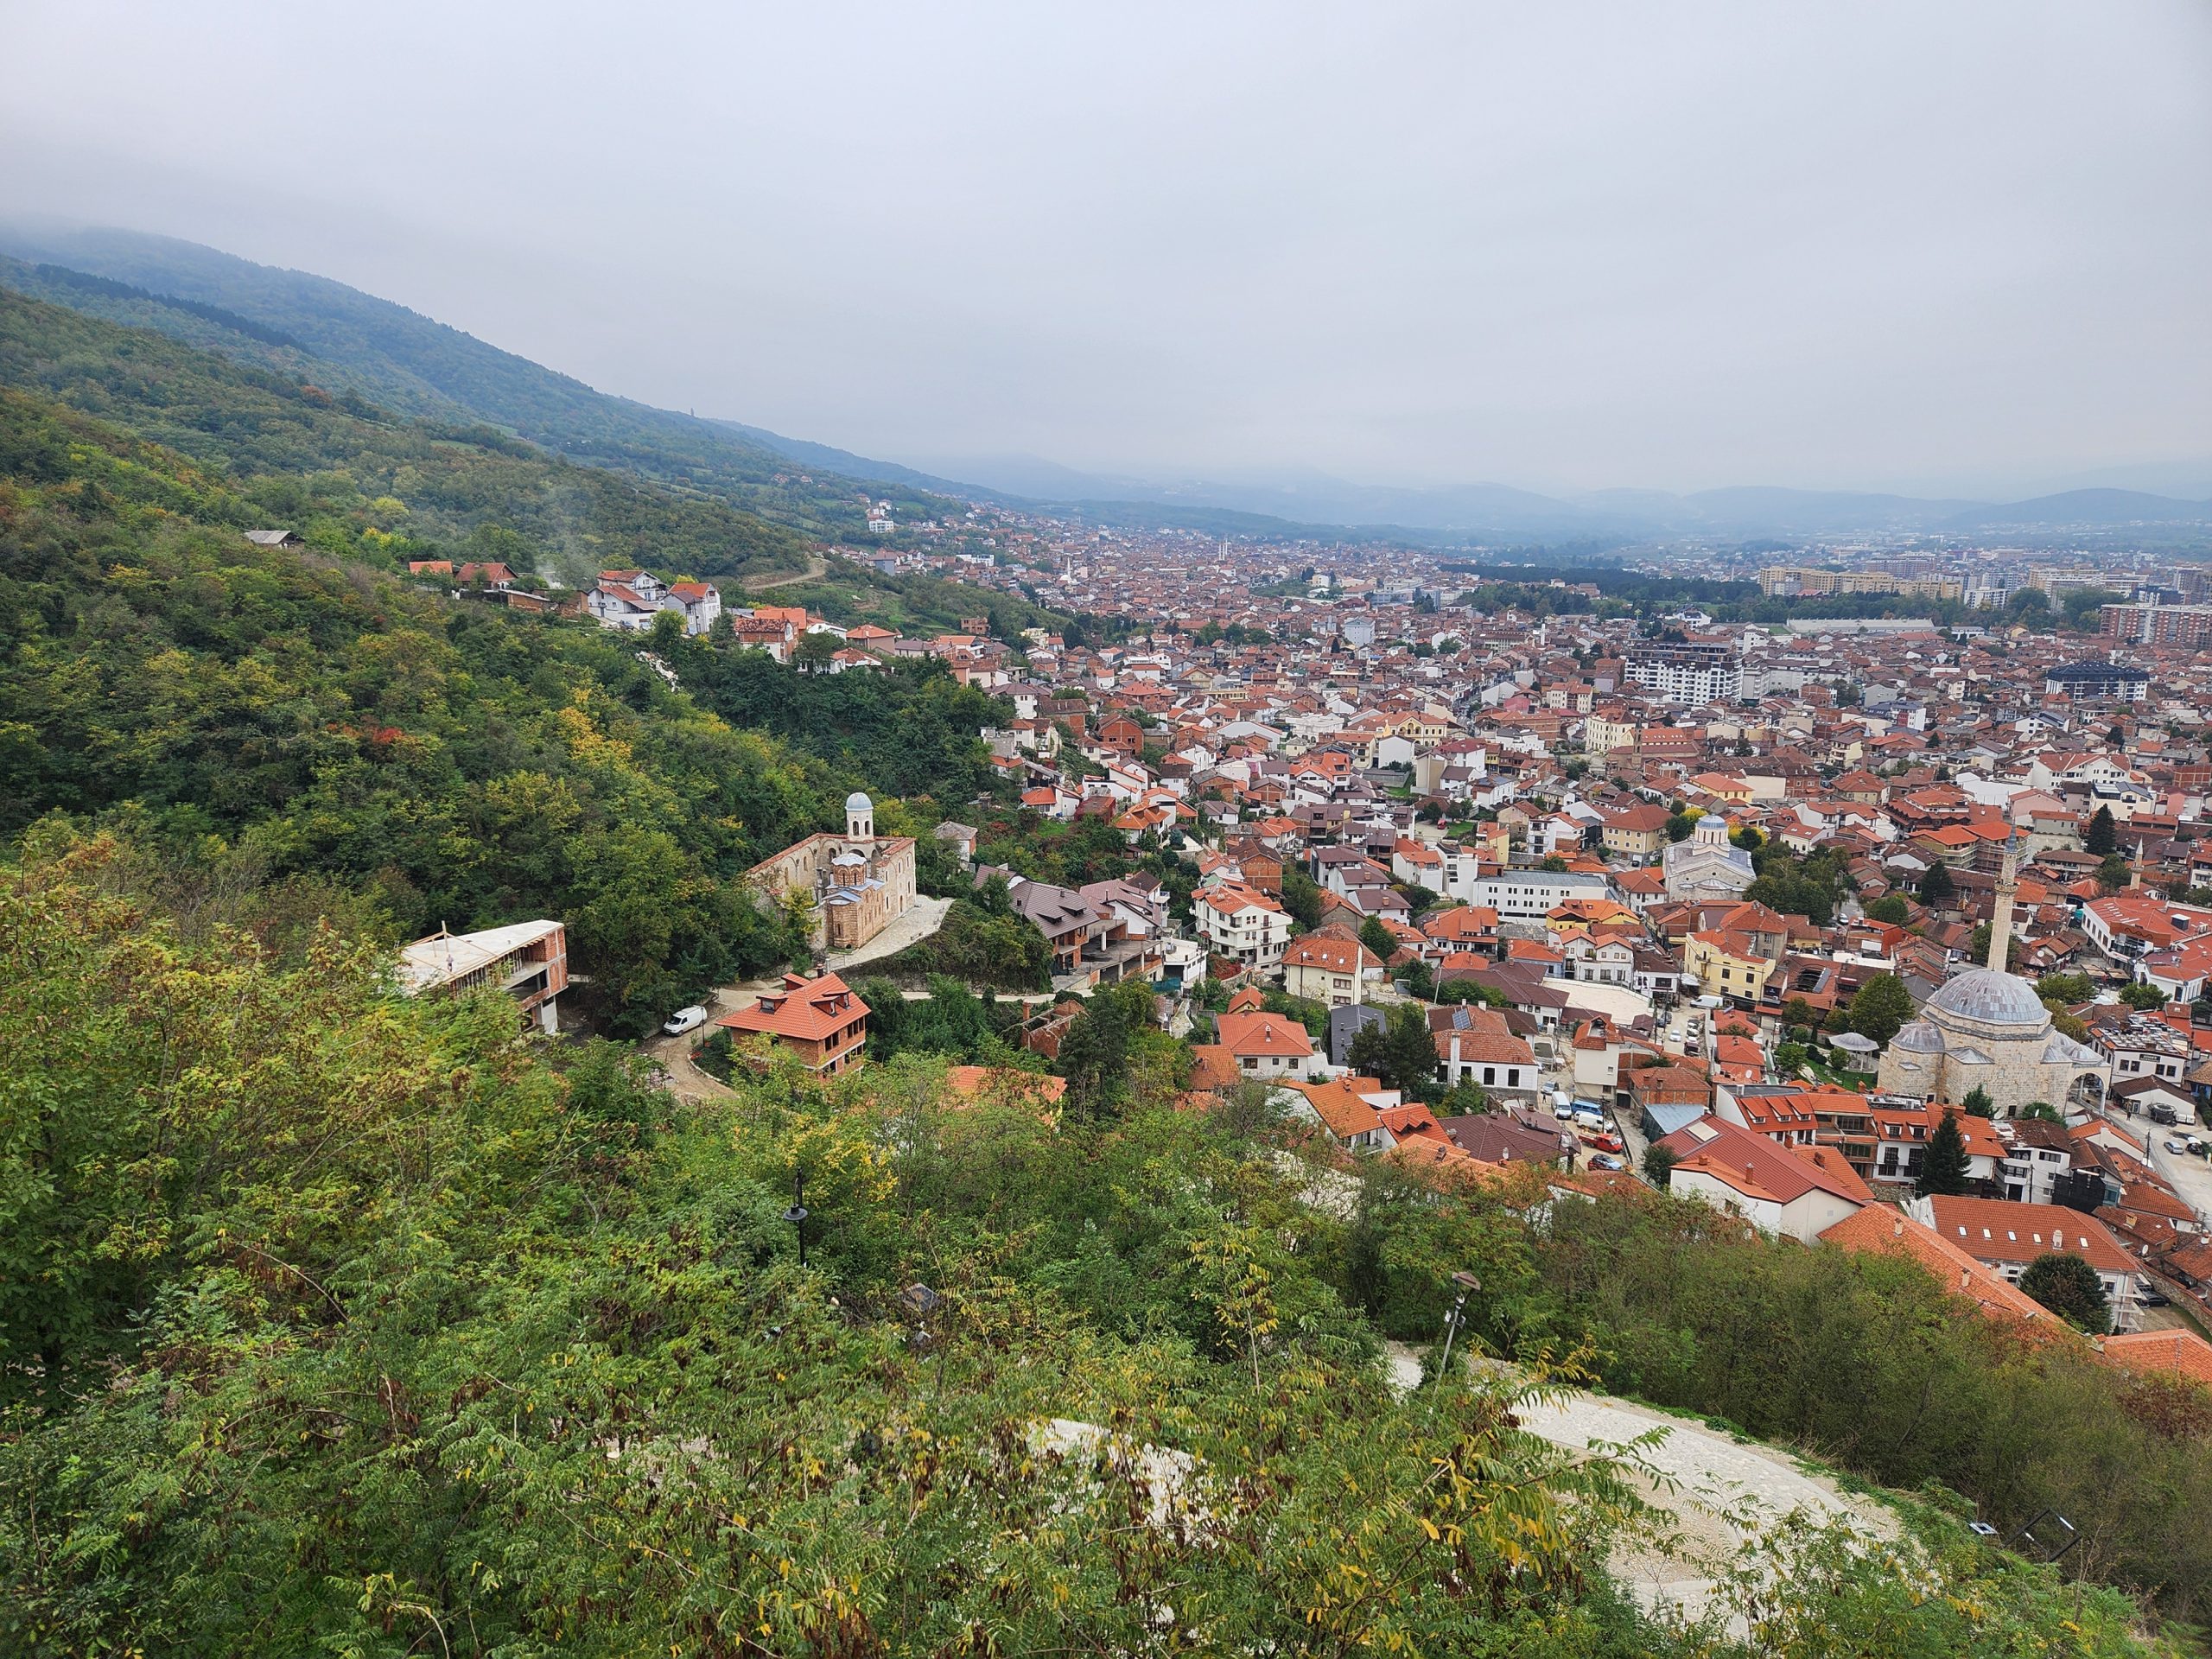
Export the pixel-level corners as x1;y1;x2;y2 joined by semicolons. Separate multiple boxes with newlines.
0;282;810;586
0;226;960;546
1940;487;2212;530
5;224;2207;547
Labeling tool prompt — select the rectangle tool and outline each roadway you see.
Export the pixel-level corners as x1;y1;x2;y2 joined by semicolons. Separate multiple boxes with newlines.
2130;1117;2212;1224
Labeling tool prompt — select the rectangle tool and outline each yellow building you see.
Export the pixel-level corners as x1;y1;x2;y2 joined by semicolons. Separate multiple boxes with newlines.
1684;928;1779;1001
1584;713;1637;756
1600;804;1672;859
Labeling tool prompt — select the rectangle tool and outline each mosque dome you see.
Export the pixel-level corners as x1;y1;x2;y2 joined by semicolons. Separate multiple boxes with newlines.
1923;969;2048;1032
1890;1020;1947;1054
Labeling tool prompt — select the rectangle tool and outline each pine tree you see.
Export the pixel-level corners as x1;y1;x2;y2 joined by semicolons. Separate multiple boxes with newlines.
2018;1250;2112;1334
1916;1109;1972;1195
1961;1085;1994;1118
2085;804;2117;856
1917;861;1955;907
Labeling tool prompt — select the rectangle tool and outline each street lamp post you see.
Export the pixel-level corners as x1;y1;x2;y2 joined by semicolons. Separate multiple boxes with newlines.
783;1172;810;1269
1432;1269;1482;1387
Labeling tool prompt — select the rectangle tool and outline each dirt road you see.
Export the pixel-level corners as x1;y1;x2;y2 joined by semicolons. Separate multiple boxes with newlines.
741;551;828;594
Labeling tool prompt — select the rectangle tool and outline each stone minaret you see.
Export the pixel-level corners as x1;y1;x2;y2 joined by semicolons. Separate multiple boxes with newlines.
1986;827;2020;976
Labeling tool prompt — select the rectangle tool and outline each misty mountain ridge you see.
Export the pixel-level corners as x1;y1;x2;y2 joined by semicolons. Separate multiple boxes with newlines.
3;222;2209;545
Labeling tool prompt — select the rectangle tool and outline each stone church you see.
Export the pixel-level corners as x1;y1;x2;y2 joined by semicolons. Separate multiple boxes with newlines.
1663;813;1756;901
745;792;917;952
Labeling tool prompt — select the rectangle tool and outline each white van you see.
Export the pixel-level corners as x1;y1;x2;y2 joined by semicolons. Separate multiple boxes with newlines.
662;1005;710;1036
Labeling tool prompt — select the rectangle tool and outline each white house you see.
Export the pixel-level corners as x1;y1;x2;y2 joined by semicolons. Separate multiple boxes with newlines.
1281;932;1382;1007
1195;883;1292;969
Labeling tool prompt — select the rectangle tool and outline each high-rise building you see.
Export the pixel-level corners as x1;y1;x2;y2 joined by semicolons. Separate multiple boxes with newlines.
1624;639;1743;704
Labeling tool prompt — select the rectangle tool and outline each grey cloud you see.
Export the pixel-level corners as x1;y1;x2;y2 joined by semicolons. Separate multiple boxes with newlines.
3;0;2209;498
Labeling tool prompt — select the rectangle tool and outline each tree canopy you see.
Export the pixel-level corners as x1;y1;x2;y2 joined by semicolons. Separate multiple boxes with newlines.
2018;1251;2112;1335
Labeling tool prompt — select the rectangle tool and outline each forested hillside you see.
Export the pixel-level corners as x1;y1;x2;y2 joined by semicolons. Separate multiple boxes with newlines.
0;228;963;543
0;371;1007;1030
0;847;2177;1658
0;283;811;586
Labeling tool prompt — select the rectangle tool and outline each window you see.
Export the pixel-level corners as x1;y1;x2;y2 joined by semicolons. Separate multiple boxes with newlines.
1484;1067;1497;1085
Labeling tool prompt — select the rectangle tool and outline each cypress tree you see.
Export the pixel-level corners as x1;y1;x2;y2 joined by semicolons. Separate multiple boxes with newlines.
2085;805;2117;856
1916;1108;1973;1197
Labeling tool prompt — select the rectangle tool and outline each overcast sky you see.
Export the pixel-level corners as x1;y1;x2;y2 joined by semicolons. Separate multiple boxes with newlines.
4;1;2210;497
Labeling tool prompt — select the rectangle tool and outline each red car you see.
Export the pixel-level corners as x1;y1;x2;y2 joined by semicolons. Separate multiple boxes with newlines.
1585;1133;1624;1154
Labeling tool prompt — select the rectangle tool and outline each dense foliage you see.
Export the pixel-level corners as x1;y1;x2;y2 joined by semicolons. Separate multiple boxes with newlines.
675;638;1010;804
0;283;810;585
1744;842;1853;925
1;856;2182;1656
0;384;882;1027
0;236;954;548
1524;1192;2212;1617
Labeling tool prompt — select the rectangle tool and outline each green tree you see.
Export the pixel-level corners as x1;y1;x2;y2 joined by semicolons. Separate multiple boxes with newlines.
1056;978;1158;1119
1348;1001;1441;1098
2018;1250;2111;1334
1916;1109;1973;1196
2120;981;2169;1010
1918;862;1955;906
1865;894;1909;925
1665;811;1696;842
2098;853;2132;893
2037;971;2094;1006
1358;915;1399;965
1961;1085;1994;1118
2085;805;2117;856
1280;867;1325;930
1843;973;1915;1046
1434;976;1506;1007
1970;920;1992;963
1438;1078;1491;1116
1642;1143;1679;1185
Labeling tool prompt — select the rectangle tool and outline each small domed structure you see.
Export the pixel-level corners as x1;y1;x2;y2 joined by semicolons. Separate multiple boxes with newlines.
845;791;874;841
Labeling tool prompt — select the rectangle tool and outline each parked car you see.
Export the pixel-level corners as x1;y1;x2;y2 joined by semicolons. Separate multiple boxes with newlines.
662;1005;710;1036
1588;1154;1625;1172
2140;1290;2171;1307
1586;1132;1625;1154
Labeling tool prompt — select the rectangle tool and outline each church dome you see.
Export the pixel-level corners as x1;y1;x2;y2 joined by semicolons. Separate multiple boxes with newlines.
1923;969;2047;1030
846;791;874;814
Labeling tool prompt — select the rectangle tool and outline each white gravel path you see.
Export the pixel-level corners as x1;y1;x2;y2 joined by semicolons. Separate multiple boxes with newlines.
1384;1344;1894;1624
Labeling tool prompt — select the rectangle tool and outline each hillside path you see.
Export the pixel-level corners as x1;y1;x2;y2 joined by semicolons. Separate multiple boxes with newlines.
741;551;828;593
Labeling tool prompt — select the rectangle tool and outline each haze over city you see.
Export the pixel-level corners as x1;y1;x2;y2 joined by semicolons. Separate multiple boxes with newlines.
5;0;2210;501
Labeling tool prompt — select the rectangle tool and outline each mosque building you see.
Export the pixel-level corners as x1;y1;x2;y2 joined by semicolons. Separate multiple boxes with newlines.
1876;835;2108;1116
